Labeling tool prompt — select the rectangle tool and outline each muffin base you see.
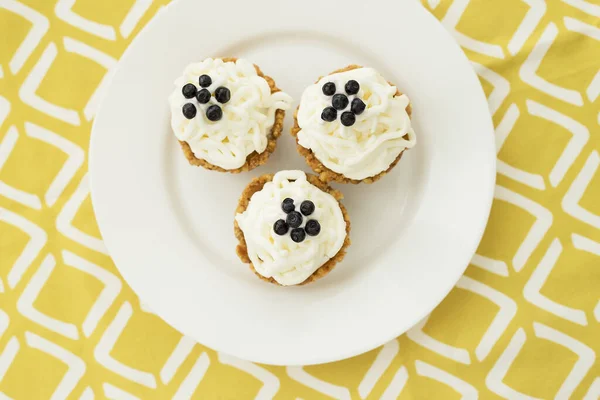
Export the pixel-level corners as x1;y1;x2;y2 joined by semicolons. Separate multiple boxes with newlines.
179;57;286;174
234;173;351;285
291;65;413;184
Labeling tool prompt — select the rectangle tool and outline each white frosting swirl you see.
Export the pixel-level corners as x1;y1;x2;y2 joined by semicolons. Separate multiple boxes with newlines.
169;58;293;170
297;67;416;180
235;170;347;286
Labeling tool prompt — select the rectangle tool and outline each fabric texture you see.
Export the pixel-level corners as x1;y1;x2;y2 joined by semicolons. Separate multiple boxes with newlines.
0;0;599;398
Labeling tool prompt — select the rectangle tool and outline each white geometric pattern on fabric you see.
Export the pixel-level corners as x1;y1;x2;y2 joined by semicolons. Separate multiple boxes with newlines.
408;276;517;364
287;366;352;399
17;254;80;339
415;360;479;399
0;337;20;400
524;239;588;326
441;0;505;58
520;23;584;106
0;206;47;288
54;0;153;40
563;152;600;230
171;352;210;400
487;324;596;399
24;332;86;400
94;302;157;388
0;0;599;397
357;340;399;399
0;0;49;74
61;37;116;122
218;353;280;400
56;174;108;254
495;186;553;272
380;366;409;400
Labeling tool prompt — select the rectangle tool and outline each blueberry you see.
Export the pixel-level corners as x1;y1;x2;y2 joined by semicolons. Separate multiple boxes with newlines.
290;228;306;243
305;220;321;236
199;74;212;88
281;198;295;213
300;200;315;216
182;103;197;119
286;211;303;228
196;89;211;104
182;83;197;99
321;107;337;122
215;86;231;104
273;219;289;235
351;98;366;115
322;82;336;96
345;80;360;95
206;105;222;121
340;111;356;126
332;94;349;111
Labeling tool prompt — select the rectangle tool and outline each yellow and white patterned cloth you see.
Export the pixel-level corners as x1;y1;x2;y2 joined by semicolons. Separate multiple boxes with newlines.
0;0;599;398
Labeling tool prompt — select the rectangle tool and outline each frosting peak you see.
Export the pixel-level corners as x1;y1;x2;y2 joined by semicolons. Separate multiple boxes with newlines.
235;170;347;286
169;58;293;170
296;67;416;180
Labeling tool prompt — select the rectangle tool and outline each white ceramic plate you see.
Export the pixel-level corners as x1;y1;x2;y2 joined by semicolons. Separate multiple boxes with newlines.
90;0;495;365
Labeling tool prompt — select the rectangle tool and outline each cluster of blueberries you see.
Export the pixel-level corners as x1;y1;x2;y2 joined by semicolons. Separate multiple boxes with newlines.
320;79;366;127
181;74;230;122
273;198;321;243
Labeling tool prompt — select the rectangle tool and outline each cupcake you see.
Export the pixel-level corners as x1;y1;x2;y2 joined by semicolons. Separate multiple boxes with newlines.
292;65;416;183
169;57;293;172
234;170;350;286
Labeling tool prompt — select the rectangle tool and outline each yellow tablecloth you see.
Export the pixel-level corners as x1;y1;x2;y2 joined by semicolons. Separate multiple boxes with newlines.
1;0;599;398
